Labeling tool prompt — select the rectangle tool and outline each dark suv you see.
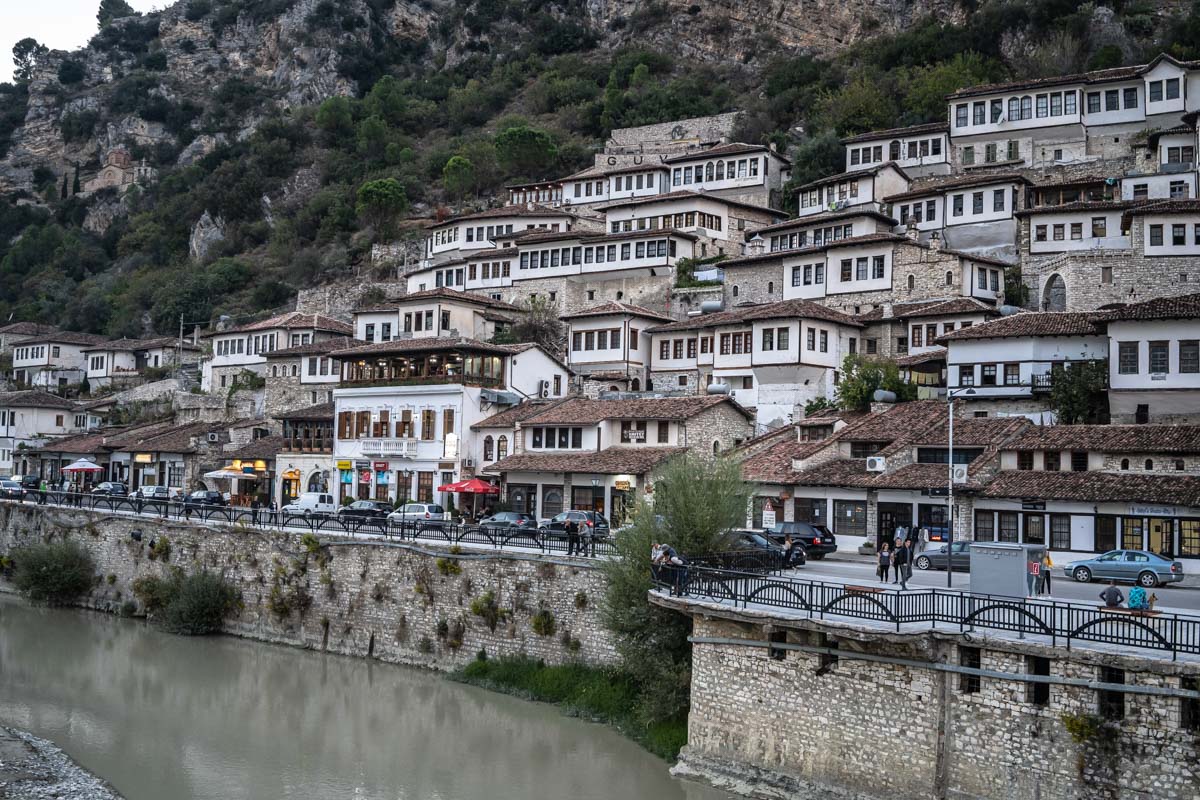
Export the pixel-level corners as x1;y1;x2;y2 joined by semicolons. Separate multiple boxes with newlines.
543;511;610;539
337;500;393;520
479;511;537;530
764;521;837;559
184;490;226;509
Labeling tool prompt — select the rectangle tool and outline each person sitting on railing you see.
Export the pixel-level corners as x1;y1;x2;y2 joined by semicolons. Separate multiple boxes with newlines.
1127;584;1150;611
1099;581;1124;608
653;543;686;595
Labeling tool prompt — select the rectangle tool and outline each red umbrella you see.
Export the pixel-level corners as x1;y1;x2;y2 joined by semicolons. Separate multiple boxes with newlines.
437;477;500;519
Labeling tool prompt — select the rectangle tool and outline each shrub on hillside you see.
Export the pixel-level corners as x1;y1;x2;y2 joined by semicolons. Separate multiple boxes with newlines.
10;540;95;605
133;570;241;635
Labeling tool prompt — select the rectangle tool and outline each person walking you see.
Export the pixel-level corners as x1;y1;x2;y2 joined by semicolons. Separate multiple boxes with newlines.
1099;581;1124;608
37;479;47;505
917;527;929;554
565;516;580;556
893;541;909;589
877;542;891;583
1040;552;1054;595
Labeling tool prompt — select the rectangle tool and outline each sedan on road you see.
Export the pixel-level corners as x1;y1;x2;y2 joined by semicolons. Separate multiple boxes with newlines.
0;479;24;500
1064;550;1184;588
337;500;393;521
914;541;972;572
92;482;128;497
478;512;537;530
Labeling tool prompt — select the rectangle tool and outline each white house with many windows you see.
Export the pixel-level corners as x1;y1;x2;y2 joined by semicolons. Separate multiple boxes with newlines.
841;122;950;177
423;205;581;265
80;337;201;388
328;337;569;507
561;301;672;391
795;164;911;219
354;289;519;344
883;173;1026;257
12;331;109;389
0;390;87;475
662;143;792;207
201;312;354;392
598;191;784;258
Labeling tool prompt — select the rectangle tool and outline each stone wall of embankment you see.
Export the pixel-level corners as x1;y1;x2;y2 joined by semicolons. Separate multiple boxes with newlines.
0;504;617;670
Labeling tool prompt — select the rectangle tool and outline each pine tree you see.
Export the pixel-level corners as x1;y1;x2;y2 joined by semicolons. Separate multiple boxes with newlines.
97;0;136;28
60;173;68;199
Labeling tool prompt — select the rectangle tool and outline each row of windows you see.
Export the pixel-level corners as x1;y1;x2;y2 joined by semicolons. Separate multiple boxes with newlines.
15;345;60;361
799;179;861;209
336;408;453;441
851;137;943;166
655;335;712;361
954;90;1079;128
611;212;725;234
481;434;509;461
1014;452;1187;473
1034;217;1115;242
960;140;1019;166
958;362;1023;387
910;321;973;348
791;262;826;287
619;420;672;444
433;267;462;288
362;323;393;342
520;239;675;270
216;333;300;357
760;327;791;351
88;355;106;371
671;157;761;187
572;328;626;352
976;268;1001;292
403;310;445;333
897;199;939;225
1148;223;1200;247
470;261;511;281
528;426;583;449
1117;340;1200;375
838;255;887;282
510;187;560;204
465;223;515;243
1165;145;1196;164
950;189;1007;217
306;356;334;376
768;223;856;252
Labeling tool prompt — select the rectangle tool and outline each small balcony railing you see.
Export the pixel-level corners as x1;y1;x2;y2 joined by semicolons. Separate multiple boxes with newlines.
360;438;419;457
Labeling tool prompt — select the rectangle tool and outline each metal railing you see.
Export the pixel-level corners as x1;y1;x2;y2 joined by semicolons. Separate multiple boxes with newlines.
7;491;616;558
655;565;1200;659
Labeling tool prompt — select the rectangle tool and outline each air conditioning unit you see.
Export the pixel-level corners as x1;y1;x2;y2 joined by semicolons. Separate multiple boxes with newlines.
206;432;220;443
539;379;550;398
951;464;969;484
462;458;475;468
866;456;887;472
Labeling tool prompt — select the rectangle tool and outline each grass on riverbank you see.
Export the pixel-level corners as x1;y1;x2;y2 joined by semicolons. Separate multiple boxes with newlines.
453;655;687;760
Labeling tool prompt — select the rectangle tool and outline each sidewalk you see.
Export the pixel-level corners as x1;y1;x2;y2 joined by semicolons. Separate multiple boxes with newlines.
823;548;1200;590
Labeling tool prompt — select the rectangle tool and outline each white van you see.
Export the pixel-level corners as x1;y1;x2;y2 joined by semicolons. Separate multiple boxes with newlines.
281;492;337;517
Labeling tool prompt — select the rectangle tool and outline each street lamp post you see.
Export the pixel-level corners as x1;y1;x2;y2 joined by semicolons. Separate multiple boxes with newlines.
946;387;976;589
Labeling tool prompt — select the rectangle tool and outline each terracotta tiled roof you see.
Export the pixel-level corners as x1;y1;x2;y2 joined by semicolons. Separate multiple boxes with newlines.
430;203;572;228
0;322;60;337
265;337;354;358
224;435;287;461
471;399;568;430
937;312;1101;342
109;421;225;454
946;63;1148;100
1015;200;1134;217
740;438;832;484
905;416;1032;447
896;348;947;367
841;122;949;144
485;446;686;476
273;401;334;421
524;395;751;424
663;142;789;164
835;401;947;442
357;288;520;314
205;312;352;338
980;470;1200;507
1005;424;1200;454
894;297;1000;320
594;190;786;217
492;227;698;245
1129;199;1200;215
81;336;199;353
559;301;674;323
883;172;1027;204
1092;292;1200;322
0;390;77;410
645;298;862;332
795;162;911;191
29;430;116;455
18;330;110;347
720;232;910;270
748;209;898;238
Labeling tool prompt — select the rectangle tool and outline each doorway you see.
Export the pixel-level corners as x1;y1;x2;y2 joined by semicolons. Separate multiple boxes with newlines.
877;502;913;549
1148;518;1174;557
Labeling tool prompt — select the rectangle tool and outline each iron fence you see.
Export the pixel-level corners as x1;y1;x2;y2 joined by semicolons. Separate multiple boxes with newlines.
7;491;616;558
657;565;1200;659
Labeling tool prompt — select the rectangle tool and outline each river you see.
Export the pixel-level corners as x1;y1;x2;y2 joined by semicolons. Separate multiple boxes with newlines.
0;595;732;800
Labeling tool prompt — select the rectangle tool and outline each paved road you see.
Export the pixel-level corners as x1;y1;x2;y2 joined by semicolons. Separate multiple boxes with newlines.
795;555;1200;612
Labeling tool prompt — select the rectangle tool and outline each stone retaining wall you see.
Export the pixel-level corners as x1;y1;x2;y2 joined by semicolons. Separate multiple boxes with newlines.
0;505;617;671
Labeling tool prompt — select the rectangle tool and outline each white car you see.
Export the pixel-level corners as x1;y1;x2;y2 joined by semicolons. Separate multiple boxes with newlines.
387;503;448;527
281;492;337;517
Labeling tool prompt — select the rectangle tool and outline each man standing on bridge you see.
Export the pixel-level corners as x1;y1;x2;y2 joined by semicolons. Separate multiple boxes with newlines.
892;540;909;589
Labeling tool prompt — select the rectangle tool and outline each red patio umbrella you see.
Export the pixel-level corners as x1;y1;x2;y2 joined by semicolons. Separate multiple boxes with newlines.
437;477;500;519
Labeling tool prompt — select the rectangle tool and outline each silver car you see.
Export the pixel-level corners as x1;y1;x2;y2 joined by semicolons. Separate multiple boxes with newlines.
1064;550;1184;588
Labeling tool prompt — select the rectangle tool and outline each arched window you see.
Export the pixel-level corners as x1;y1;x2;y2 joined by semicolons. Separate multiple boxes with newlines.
483;436;494;461
1042;274;1067;311
631;378;641;391
608;385;619;392
497;435;508;459
307;472;326;492
733;285;740;298
616;291;624;300
1145;459;1154;471
716;161;725;180
712;440;720;455
1121;458;1130;470
767;281;774;294
907;274;916;290
945;271;954;286
1008;97;1020;120
1020;95;1032;119
705;163;714;181
889;140;901;160
1176;459;1185;471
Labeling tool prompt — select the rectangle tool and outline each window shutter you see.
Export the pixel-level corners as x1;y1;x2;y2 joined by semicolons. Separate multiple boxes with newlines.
379;410;390;438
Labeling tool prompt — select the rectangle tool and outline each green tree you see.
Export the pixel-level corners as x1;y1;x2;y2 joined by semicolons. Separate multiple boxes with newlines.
442;155;475;199
355;115;390;162
12;38;47;83
98;0;137;27
602;453;753;724
494;125;558;179
817;70;898;136
355;178;408;237
834;355;917;411
899;53;996;123
1048;361;1110;424
11;540;95;605
315;95;355;144
505;295;563;351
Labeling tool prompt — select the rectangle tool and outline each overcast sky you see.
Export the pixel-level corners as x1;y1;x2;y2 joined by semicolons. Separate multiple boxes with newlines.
2;0;162;83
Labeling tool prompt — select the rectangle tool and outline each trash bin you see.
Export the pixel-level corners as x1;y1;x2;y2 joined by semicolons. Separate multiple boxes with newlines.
969;542;1047;598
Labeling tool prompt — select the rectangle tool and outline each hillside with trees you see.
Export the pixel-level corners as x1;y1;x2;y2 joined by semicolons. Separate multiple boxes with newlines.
1;0;1199;336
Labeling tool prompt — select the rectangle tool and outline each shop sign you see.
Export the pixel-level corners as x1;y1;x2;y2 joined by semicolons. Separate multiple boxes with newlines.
358;470;373;483
336;460;352;470
762;508;776;528
134;453;153;464
373;462;388;471
1130;504;1177;517
625;430;645;441
614;480;631;491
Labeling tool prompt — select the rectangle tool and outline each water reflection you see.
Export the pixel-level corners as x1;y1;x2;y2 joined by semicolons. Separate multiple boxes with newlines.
0;595;730;800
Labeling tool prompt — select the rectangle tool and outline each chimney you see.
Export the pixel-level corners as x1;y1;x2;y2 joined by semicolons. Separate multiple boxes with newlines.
747;234;765;256
929;231;942;251
905;221;920;241
882;302;894;319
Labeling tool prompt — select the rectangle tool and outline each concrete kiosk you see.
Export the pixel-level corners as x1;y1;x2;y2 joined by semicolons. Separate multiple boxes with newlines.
969;542;1047;598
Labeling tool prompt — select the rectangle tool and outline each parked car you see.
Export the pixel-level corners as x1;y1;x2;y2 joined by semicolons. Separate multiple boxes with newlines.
387;503;449;528
0;479;25;500
337;499;393;521
92;482;129;497
728;529;804;568
136;485;172;503
281;492;337;517
18;475;40;492
542;511;610;539
913;541;972;572
1064;550;1184;588
184;490;226;509
478;511;537;530
763;521;837;559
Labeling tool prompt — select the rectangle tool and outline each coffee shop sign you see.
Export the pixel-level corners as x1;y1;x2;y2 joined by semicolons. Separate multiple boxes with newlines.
1129;504;1179;517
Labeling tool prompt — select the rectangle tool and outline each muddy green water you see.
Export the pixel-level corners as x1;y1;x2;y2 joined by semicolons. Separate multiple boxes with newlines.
0;595;732;800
